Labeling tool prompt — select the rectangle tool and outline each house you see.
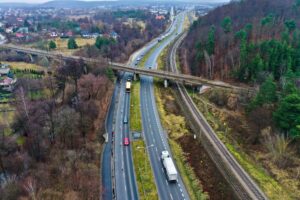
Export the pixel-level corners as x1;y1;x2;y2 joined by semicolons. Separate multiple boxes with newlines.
66;31;74;37
50;32;58;37
156;15;165;20
0;65;10;76
110;31;118;40
0;64;16;92
17;27;29;34
16;17;23;22
92;33;101;38
60;33;69;38
81;30;91;38
15;33;25;38
5;27;13;33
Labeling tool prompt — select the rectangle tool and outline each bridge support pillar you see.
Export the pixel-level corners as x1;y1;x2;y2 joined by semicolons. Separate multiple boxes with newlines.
164;79;168;88
133;73;138;81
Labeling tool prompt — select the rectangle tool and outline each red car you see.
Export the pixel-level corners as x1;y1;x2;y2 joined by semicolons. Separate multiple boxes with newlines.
123;138;130;146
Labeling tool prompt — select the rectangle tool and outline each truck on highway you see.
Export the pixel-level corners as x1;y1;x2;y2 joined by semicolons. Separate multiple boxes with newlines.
161;151;178;182
125;81;131;92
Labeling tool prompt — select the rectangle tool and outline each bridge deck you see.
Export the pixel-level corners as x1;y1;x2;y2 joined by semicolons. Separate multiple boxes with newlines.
0;44;255;93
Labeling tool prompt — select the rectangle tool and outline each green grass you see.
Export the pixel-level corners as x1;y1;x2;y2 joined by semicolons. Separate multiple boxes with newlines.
132;140;158;200
130;81;158;199
130;81;142;131
191;95;293;200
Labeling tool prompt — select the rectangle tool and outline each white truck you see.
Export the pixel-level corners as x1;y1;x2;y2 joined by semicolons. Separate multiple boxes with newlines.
161;151;178;182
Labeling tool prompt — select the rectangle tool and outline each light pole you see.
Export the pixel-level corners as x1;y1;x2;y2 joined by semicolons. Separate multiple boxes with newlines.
136;144;154;171
136;144;154;199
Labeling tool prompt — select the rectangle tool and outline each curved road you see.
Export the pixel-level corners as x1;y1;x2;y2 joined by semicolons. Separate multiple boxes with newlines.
140;12;190;200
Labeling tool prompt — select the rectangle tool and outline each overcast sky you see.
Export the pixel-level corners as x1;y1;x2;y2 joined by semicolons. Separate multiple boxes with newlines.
0;0;230;3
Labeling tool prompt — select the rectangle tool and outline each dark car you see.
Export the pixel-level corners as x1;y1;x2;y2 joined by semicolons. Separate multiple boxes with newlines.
123;116;128;124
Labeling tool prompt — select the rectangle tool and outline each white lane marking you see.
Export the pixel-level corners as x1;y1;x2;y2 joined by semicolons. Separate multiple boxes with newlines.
170;193;174;200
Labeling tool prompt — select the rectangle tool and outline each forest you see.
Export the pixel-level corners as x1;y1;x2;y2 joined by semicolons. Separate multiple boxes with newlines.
0;53;113;199
180;0;300;139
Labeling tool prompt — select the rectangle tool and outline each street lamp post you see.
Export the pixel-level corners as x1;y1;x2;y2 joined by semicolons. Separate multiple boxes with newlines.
136;144;154;171
136;144;154;199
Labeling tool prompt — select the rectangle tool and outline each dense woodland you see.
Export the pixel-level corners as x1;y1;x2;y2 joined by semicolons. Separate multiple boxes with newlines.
76;10;168;62
0;54;113;199
180;0;300;139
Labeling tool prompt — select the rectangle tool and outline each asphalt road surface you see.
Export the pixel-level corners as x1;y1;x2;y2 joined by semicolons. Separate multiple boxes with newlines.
140;12;190;200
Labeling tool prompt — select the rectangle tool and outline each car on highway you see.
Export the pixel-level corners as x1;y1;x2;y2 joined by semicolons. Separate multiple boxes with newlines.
123;116;128;124
123;137;130;146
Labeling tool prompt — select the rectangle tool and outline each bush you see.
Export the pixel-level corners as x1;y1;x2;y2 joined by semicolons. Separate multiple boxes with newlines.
68;38;78;49
48;40;57;50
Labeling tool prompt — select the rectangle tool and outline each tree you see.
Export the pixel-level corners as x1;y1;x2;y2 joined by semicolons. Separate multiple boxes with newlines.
207;25;215;55
64;59;86;97
221;17;232;33
68;38;78;49
261;14;274;27
195;41;204;62
249;76;277;110
54;106;79;147
273;93;300;138
284;20;296;33
49;40;56;50
24;19;30;27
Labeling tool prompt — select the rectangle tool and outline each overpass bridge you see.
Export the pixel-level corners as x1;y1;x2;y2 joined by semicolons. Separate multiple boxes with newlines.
0;44;255;93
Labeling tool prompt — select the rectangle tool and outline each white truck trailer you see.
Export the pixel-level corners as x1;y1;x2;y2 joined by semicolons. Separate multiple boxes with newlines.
161;151;178;182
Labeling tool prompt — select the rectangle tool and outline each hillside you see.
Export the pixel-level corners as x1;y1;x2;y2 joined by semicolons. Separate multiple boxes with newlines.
180;0;300;82
179;1;300;199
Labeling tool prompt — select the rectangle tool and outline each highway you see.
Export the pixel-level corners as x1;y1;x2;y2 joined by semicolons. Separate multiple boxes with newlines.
111;15;179;199
139;12;190;200
168;30;268;200
112;68;139;200
101;79;118;200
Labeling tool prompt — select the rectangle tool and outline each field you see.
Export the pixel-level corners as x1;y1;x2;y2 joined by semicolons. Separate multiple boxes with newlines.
5;61;46;71
52;37;95;54
27;37;96;55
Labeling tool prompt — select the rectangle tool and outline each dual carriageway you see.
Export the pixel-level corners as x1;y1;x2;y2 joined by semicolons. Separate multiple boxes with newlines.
0;10;267;200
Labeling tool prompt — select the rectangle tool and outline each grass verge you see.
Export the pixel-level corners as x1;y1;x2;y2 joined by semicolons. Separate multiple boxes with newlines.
130;81;142;131
130;81;158;200
190;94;293;200
132;140;158;200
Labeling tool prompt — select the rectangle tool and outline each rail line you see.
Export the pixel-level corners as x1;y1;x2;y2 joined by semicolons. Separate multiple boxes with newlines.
169;32;268;200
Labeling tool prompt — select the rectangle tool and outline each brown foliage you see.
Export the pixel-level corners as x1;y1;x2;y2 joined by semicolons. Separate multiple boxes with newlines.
181;0;300;80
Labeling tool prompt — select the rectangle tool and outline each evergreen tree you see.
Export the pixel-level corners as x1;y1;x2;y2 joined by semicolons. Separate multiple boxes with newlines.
221;17;232;33
273;93;300;138
207;25;215;55
195;41;204;62
284;20;296;33
249;76;277;110
49;40;57;50
68;38;78;49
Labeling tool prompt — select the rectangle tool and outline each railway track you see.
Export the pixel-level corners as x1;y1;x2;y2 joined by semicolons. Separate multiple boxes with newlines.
169;32;268;200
